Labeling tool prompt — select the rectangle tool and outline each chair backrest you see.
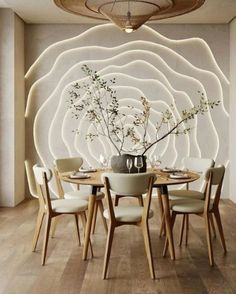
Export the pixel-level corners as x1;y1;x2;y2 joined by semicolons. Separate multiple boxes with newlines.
182;157;215;191
53;157;84;198
204;165;225;211
33;164;53;212
183;157;215;173
54;157;83;173
101;173;156;223
101;172;156;196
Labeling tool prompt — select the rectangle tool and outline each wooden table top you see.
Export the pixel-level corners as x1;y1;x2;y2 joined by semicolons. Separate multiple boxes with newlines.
60;169;200;188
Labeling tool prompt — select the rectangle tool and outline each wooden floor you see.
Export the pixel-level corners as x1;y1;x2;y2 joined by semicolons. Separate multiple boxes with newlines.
0;198;236;294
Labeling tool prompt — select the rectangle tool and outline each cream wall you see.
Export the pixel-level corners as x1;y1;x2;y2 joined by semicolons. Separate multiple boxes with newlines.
24;23;230;198
230;18;236;202
14;13;25;205
25;24;229;79
0;14;232;205
0;9;25;206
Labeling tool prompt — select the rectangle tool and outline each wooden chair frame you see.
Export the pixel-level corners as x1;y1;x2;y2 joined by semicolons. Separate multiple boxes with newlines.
33;169;93;265
159;158;215;243
114;194;144;206
164;167;227;266
102;175;155;279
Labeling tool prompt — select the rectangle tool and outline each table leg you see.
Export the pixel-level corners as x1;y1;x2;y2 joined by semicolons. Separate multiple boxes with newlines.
157;187;166;237
82;186;97;260
161;185;175;260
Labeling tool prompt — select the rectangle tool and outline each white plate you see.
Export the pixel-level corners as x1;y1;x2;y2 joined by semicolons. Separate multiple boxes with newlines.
69;173;91;179
161;167;182;173
79;168;97;173
169;173;191;179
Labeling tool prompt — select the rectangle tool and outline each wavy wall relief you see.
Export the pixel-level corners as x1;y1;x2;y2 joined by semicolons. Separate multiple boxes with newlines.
25;24;229;197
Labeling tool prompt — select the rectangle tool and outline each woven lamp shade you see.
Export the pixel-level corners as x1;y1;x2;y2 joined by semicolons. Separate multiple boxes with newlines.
54;0;205;32
95;1;162;32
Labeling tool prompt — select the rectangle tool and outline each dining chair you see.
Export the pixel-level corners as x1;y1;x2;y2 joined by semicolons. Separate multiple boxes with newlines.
32;164;93;265
54;157;107;235
101;172;156;279
160;157;215;244
164;165;226;266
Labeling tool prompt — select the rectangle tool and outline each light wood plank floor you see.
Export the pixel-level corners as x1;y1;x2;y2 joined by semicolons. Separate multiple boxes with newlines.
0;198;236;294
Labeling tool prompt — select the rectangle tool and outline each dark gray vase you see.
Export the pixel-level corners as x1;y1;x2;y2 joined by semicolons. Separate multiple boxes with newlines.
110;154;147;173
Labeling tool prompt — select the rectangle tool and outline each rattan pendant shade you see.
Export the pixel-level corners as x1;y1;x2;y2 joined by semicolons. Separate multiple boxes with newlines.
54;0;205;33
96;1;162;32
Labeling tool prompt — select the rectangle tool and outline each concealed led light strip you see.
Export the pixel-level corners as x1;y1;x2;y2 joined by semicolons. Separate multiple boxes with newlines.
39;56;218;170
59;70;197;167
25;41;229;119
33;61;219;177
25;24;229;86
27;25;229;195
58;58;216;159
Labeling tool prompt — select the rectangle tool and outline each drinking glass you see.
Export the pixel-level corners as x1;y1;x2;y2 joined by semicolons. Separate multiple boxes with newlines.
126;158;133;173
154;155;161;169
99;154;108;170
134;156;143;173
149;155;161;170
149;156;156;170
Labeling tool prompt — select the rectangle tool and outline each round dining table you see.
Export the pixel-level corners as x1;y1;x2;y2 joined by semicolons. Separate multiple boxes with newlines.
60;169;199;261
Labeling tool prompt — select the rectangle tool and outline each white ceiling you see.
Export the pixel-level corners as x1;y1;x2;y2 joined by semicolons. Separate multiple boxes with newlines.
1;0;236;24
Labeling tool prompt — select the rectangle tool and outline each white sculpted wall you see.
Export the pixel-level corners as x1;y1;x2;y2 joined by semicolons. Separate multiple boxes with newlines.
25;24;229;197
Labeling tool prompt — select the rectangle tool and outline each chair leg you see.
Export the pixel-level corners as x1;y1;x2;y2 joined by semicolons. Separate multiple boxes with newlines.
98;200;108;233
81;212;93;258
185;214;189;246
91;201;98;234
51;216;59;238
138;195;144;207
41;214;52;266
163;211;176;257
204;213;214;266
141;221;155;279
179;214;186;246
32;209;45;252
213;209;227;253
74;214;81;246
209;213;216;239
102;223;115;279
114;195;119;206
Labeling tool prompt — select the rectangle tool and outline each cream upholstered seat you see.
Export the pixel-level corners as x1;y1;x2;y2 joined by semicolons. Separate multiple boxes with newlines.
51;199;88;213
32;164;92;265
169;189;204;200
54;157;107;234
101;172;156;280
165;166;226;266
64;190;104;200
103;206;154;222
170;199;214;213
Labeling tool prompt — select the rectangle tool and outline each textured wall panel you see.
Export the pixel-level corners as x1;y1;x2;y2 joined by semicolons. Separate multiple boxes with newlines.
25;24;229;197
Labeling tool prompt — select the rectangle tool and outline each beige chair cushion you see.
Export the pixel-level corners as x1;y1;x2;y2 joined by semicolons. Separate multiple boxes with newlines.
103;206;153;222
169;189;204;200
170;199;213;213
51;199;88;213
64;190;104;200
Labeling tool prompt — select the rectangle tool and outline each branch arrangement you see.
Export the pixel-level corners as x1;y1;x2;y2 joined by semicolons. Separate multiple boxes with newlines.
67;65;220;156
